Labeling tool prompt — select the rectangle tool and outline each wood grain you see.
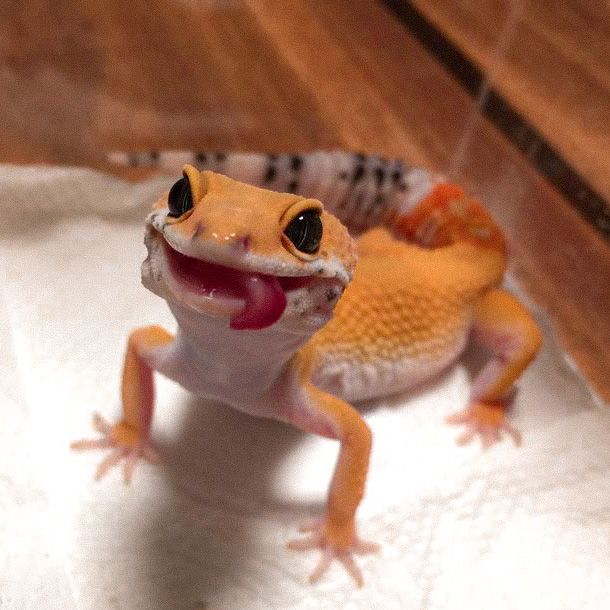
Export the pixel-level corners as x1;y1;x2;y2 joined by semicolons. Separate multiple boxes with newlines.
408;0;610;205
0;0;608;399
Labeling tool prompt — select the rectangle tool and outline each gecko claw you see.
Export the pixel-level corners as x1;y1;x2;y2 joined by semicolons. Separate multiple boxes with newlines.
71;412;158;483
287;518;379;586
446;402;521;448
310;548;336;584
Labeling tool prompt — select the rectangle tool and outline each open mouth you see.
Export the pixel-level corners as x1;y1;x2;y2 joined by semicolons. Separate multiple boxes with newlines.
164;241;313;330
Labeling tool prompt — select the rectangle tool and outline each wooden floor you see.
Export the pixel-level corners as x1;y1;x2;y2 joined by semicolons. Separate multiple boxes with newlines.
0;0;608;399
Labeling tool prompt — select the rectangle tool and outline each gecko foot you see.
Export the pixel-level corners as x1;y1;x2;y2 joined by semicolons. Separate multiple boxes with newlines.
445;401;521;448
287;517;379;587
71;412;159;483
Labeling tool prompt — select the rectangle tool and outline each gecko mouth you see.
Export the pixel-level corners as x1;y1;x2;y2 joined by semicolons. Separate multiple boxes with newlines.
163;241;312;330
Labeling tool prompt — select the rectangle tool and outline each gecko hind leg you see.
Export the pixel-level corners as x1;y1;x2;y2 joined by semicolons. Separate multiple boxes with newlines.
446;289;542;448
71;325;173;483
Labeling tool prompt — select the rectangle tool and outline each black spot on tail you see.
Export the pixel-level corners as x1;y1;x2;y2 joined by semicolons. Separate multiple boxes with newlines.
374;166;385;187
352;164;365;183
264;153;279;183
290;155;303;172
264;165;277;183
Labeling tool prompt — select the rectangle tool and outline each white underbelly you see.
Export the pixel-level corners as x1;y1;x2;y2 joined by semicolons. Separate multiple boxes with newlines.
311;335;468;403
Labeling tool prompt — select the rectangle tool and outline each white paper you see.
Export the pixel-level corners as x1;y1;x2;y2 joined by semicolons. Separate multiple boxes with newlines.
0;164;608;610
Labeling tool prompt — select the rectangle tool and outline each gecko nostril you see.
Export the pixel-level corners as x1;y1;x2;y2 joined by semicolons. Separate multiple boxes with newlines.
231;234;252;253
191;222;205;239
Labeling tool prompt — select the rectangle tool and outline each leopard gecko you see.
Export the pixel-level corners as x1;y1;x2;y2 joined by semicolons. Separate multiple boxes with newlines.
74;151;542;585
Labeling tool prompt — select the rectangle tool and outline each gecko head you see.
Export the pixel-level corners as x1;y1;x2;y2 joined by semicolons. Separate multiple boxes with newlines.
142;166;356;334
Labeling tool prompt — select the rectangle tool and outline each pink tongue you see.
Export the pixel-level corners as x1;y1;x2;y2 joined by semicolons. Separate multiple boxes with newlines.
230;273;287;330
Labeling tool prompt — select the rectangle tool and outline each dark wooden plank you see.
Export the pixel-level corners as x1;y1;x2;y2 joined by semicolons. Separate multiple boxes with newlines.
406;0;610;206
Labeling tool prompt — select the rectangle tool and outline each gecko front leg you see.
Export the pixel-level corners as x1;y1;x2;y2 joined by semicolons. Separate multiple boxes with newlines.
281;364;378;586
71;325;173;482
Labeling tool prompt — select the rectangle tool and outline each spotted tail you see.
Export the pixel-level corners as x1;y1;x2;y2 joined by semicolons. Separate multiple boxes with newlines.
107;150;442;235
108;149;505;252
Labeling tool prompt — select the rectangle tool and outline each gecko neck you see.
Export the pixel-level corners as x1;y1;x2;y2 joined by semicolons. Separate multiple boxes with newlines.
167;301;310;406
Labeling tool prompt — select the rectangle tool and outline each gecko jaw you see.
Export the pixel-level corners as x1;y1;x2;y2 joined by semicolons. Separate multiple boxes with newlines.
162;238;321;330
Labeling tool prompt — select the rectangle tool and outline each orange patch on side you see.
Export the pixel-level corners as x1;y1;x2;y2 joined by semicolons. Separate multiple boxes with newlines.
395;183;507;255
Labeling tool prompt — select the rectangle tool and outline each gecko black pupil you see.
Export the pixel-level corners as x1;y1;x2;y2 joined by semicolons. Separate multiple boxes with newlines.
284;209;323;254
167;175;193;217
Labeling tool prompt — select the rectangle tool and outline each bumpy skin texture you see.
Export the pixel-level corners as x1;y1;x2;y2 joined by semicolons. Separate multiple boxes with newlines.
305;228;506;402
74;152;542;586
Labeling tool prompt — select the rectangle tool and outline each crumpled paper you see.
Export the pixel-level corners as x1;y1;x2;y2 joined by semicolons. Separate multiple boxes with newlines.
0;164;608;610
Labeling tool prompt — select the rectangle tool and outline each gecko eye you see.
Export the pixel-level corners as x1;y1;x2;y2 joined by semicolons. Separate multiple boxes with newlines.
167;174;193;218
283;209;323;254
